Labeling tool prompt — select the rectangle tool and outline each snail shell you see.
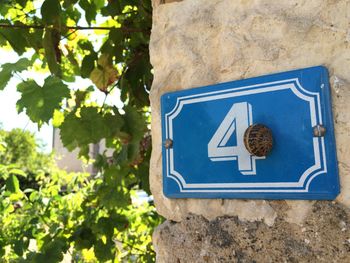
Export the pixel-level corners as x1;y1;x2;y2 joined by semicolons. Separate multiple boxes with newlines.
244;124;273;157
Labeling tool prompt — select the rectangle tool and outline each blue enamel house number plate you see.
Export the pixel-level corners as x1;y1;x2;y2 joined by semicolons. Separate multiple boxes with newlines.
161;66;340;199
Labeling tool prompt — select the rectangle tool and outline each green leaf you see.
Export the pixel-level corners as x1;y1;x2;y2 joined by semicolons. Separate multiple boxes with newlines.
16;0;28;8
0;67;14;91
104;109;124;136
113;144;128;165
95;217;114;237
24;29;44;51
29;191;40;202
111;213;129;231
109;29;124;62
79;0;97;25
94;239;114;262
16;76;69;126
60;107;107;148
81;53;97;78
64;5;82;22
124;53;152;106
42;29;61;77
0;58;31;90
72;226;95;250
41;0;62;25
97;166;131;208
78;39;94;52
9;168;27;178
101;1;122;17
0;21;28;55
63;0;79;8
122;106;146;160
6;175;20;193
136;162;151;195
60;107;124;152
94;0;105;9
35;238;67;263
13;239;27;256
98;185;130;210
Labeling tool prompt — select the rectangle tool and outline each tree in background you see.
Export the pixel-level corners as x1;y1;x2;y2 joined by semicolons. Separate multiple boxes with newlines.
0;128;54;171
0;128;55;189
0;0;161;262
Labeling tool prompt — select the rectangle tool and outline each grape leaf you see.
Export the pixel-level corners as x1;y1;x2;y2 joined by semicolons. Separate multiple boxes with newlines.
60;107;107;150
72;226;95;250
79;0;97;25
16;76;69;126
135;161;151;195
89;54;118;92
121;105;146;160
81;53;97;78
41;0;61;25
78;39;94;52
0;21;28;55
0;58;31;90
16;0;27;8
97;183;130;210
25;29;44;51
60;107;123;153
33;238;67;263
101;1;122;17
42;29;62;77
94;239;114;262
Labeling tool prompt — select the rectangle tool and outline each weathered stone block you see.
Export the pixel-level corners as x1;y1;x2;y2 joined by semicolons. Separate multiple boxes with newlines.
149;0;350;261
153;202;350;262
150;0;350;224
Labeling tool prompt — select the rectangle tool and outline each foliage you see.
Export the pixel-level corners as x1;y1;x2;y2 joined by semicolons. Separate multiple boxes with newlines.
0;0;160;262
0;128;55;189
0;128;42;168
0;129;162;262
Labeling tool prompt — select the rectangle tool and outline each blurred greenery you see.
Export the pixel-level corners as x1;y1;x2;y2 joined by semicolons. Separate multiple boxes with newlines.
0;128;54;171
0;0;162;262
0;128;163;262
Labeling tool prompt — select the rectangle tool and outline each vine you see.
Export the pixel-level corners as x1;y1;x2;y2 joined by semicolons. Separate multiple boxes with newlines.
0;0;159;261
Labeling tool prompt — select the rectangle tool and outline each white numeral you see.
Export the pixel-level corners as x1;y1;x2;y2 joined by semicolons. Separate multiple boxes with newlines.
208;102;263;175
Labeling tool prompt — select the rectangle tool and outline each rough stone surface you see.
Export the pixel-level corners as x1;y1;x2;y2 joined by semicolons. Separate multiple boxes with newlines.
153;201;350;263
152;0;183;8
149;0;350;225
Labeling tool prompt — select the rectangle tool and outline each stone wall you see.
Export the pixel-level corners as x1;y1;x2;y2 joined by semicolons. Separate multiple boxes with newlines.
153;202;350;262
149;0;350;261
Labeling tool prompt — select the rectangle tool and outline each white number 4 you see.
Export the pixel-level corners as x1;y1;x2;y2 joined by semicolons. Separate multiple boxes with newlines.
208;102;264;175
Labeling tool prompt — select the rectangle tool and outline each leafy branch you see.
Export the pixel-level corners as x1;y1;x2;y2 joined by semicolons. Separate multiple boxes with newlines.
0;0;157;261
0;23;148;33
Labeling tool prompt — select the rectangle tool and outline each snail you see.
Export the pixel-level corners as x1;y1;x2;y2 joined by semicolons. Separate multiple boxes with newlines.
244;124;273;157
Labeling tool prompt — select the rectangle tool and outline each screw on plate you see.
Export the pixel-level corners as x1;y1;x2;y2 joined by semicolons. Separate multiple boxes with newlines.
244;124;273;157
313;125;326;137
164;139;173;149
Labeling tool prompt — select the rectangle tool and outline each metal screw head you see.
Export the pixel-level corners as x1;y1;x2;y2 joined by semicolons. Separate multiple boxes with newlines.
313;125;326;137
164;139;173;149
244;124;273;157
